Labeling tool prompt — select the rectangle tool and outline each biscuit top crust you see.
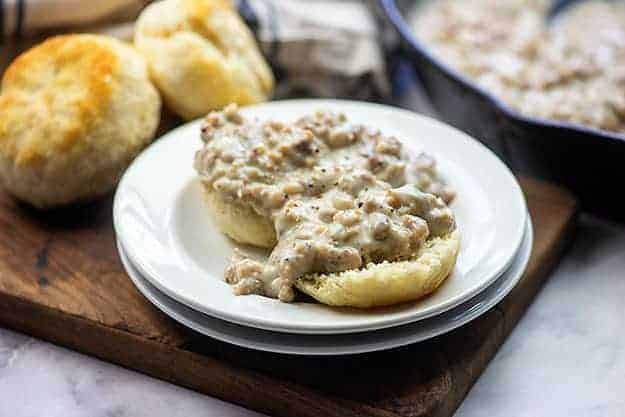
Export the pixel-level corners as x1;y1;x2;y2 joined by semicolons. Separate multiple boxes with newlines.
0;35;119;167
134;0;274;119
140;0;233;38
195;105;456;302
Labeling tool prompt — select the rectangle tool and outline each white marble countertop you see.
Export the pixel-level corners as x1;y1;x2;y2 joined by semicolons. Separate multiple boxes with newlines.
2;88;625;416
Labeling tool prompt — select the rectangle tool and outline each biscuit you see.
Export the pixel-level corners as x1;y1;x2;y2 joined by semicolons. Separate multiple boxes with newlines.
204;187;276;248
0;34;161;208
203;186;460;308
135;0;274;120
296;231;460;308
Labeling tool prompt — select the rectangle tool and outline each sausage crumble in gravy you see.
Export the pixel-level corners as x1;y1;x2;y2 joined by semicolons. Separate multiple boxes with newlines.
413;0;625;133
194;105;456;302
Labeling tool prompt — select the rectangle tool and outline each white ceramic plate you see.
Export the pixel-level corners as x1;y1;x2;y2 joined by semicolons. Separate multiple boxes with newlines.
114;99;527;334
117;217;532;355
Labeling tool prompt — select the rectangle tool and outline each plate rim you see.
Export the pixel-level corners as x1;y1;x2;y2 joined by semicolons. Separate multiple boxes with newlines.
114;99;528;334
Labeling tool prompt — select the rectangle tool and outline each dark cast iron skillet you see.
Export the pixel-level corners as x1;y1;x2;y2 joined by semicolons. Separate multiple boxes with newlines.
381;0;625;220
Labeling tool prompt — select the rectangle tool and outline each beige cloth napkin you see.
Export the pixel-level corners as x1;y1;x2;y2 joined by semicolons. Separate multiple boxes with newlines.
248;0;389;99
0;0;388;99
0;0;146;37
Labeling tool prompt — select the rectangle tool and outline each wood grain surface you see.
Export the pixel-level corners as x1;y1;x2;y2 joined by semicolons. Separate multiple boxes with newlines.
0;176;577;417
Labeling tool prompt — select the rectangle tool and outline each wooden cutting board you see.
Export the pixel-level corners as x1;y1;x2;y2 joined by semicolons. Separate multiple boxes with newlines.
0;176;576;417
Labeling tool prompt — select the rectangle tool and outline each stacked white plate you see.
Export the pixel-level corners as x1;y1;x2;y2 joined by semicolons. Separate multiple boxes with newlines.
114;100;530;355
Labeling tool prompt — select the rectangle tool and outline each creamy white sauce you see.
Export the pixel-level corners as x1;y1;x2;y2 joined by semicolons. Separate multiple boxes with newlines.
195;105;455;302
413;0;625;132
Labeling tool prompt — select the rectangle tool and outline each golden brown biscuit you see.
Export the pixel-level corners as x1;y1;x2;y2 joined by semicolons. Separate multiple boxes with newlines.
0;34;161;209
134;0;274;120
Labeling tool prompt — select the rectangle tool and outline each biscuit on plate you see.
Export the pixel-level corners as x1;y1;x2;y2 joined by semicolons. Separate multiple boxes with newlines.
134;0;274;120
0;34;161;209
296;231;460;308
207;192;459;307
204;189;277;248
195;106;460;308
